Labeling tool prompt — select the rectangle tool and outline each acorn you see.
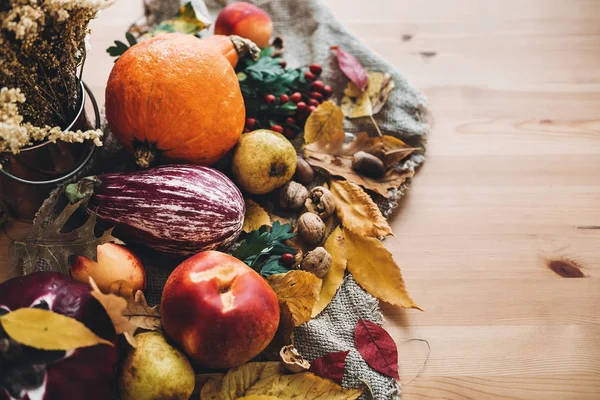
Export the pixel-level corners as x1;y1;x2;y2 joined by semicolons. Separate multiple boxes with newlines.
352;151;386;178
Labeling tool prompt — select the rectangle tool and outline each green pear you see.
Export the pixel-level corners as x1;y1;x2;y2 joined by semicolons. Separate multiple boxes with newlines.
119;332;195;400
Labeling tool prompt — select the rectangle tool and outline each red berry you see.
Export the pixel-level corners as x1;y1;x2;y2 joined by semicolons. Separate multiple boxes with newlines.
290;92;302;103
279;59;287;68
270;124;283;133
283;128;296;139
307;105;317;113
280;253;295;266
245;118;256;128
243;128;251;133
311;92;323;101
309;63;322;75
265;94;276;105
285;117;296;125
279;94;289;103
304;71;316;82
296;101;307;111
311;80;324;92
323;85;333;97
309;99;319;107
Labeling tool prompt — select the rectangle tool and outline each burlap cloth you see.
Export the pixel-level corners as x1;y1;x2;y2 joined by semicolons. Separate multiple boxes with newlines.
21;1;429;398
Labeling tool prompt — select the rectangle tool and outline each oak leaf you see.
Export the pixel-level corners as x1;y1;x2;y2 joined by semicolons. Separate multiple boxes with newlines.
340;71;395;119
345;230;422;310
0;308;113;350
201;362;362;400
330;180;392;238
354;319;399;380
303;101;345;147
267;271;322;327
312;226;347;317
243;199;271;233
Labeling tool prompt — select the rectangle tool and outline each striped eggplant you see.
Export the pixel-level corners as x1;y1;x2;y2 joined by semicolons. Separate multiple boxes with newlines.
84;165;245;256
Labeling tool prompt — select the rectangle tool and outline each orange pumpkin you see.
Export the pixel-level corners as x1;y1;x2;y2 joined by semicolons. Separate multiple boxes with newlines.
105;33;247;167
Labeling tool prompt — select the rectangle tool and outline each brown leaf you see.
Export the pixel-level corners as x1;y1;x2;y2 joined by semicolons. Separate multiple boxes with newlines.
0;308;113;351
267;271;322;327
89;277;132;344
340;71;395;119
243;199;271;233
312;226;347;317
329;180;392;238
261;302;295;361
345;229;422;310
200;362;362;400
303;101;345;147
122;290;162;334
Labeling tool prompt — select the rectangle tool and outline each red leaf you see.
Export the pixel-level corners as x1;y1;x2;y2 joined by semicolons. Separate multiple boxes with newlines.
354;319;399;380
309;350;350;384
331;46;368;92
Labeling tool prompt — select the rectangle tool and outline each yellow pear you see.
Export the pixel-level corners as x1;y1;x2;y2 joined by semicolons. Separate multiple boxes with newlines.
119;332;194;400
232;129;297;194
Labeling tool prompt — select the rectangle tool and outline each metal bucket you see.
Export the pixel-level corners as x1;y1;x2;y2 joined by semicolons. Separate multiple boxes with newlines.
0;81;100;221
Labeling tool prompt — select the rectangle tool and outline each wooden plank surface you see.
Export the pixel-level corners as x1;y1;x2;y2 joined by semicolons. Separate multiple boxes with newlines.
2;1;599;398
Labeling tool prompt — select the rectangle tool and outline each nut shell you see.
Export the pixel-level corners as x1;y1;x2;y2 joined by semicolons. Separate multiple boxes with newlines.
297;213;326;245
280;181;309;210
294;157;314;185
305;186;336;219
300;247;332;278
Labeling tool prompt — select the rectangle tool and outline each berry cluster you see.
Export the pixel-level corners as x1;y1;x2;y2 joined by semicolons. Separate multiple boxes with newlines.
236;48;333;140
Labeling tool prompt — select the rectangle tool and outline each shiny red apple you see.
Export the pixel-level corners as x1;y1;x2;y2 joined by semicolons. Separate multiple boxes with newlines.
161;251;280;369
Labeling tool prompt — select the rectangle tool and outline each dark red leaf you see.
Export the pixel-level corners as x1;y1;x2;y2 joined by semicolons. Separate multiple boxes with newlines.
354;319;399;380
309;350;350;384
331;46;368;92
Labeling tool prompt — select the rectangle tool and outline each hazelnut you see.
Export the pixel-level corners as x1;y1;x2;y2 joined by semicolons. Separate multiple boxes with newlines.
294;157;314;185
300;247;332;278
280;181;309;210
297;213;326;245
280;345;310;373
305;186;336;219
352;151;385;178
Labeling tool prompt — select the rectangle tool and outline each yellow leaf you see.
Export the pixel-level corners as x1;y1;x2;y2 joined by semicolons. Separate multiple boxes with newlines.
312;226;347;317
0;308;113;350
200;362;362;400
345;229;422;310
267;271;322;327
91;278;161;348
329;180;392;238
243;199;271;233
341;71;395;119
303;101;345;147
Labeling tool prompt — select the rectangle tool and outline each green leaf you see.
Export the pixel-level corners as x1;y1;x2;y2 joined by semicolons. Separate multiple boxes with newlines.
269;221;296;243
280;102;297;112
125;32;137;47
106;40;129;57
261;256;291;277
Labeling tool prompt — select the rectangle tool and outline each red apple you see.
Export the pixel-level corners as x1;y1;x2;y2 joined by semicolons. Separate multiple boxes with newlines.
214;2;273;48
71;243;146;293
161;251;280;369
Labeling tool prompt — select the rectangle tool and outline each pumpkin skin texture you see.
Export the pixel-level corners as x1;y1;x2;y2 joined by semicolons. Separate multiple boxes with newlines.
105;33;245;168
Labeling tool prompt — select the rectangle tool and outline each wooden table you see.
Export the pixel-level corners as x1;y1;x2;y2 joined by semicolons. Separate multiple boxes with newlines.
2;1;599;398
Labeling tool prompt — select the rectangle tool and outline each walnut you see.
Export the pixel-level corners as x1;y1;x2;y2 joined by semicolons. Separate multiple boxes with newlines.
300;247;332;278
280;345;310;373
297;213;326;245
305;186;336;219
280;181;309;210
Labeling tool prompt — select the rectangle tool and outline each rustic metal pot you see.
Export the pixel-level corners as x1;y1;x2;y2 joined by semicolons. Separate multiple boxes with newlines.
0;81;100;221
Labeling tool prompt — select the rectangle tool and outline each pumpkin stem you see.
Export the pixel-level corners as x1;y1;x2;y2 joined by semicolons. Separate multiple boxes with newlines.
229;35;260;61
133;145;157;168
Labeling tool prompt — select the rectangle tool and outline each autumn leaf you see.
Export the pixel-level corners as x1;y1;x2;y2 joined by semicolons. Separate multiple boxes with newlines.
122;291;162;334
309;350;350;384
150;2;208;36
303;101;345;147
261;302;295;361
201;362;362;400
0;308;113;350
238;396;279;400
354;319;399;380
312;227;347;317
267;271;322;326
330;180;392;238
243;199;271;233
345;230;422;310
341;71;395;119
331;46;368;92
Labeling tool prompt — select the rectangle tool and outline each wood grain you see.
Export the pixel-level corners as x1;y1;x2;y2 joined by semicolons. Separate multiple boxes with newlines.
1;0;599;398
